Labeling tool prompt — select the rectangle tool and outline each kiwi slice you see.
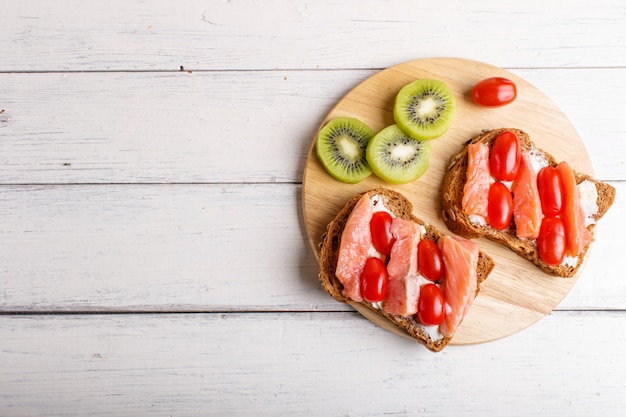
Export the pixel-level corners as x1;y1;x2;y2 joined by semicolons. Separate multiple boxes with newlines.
316;117;375;183
393;79;456;140
366;124;431;184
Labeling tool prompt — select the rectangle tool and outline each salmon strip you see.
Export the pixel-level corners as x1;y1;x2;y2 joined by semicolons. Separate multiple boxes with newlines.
462;142;491;217
512;152;543;239
335;194;374;302
383;217;421;316
557;161;593;257
439;236;479;338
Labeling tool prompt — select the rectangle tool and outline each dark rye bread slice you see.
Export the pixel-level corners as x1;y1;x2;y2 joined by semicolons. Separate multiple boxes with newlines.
318;188;494;352
441;128;616;278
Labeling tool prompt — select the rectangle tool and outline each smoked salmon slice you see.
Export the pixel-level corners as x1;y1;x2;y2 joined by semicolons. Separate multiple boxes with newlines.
335;194;374;302
557;161;593;257
383;217;421;316
438;236;479;338
462;142;491;217
512;153;543;239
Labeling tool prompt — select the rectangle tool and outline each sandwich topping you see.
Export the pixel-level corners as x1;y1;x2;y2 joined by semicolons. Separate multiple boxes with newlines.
335;193;481;340
461;130;599;266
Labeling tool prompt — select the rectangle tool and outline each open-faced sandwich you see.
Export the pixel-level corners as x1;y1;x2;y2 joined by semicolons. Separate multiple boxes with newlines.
318;188;494;352
441;128;616;278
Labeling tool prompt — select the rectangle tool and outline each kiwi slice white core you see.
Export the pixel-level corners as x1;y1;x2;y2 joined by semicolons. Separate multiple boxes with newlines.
413;94;444;122
337;136;361;160
390;141;420;162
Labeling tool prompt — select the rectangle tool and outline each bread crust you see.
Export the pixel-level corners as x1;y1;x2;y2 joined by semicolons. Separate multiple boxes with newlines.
441;128;616;278
318;187;494;352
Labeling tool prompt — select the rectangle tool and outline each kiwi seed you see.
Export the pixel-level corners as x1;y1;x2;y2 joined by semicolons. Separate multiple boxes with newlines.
316;117;374;183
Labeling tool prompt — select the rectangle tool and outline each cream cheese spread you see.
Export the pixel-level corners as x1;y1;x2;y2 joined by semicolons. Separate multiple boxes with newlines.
368;194;444;341
463;148;599;268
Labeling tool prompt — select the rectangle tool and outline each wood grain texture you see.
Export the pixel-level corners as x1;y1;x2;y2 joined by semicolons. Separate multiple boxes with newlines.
0;184;326;311
1;0;625;71
1;312;625;416
0;0;625;414
0;182;622;313
1;68;624;184
0;70;341;184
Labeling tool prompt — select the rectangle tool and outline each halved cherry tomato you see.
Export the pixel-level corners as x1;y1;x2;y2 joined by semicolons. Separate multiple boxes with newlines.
489;131;522;181
537;166;564;216
417;239;444;282
370;211;395;255
360;257;388;302
417;283;445;326
537;217;566;265
472;77;517;107
488;182;514;230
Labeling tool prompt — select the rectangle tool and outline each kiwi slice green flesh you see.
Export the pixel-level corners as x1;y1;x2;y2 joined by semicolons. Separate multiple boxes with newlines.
366;124;431;184
393;79;456;140
316;117;374;183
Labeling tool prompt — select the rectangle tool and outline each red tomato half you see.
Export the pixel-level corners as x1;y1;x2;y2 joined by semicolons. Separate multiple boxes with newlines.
370;211;396;255
489;131;522;181
417;284;445;326
417;239;444;282
537;217;566;265
360;257;388;302
472;77;517;107
537;166;564;216
488;182;514;230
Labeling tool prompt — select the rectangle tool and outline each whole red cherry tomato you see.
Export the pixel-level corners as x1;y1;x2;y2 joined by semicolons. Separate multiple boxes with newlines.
472;77;517;107
417;283;445;326
360;257;388;302
370;211;396;255
537;217;566;265
417;239;444;282
489;131;522;181
537;166;564;217
488;182;514;230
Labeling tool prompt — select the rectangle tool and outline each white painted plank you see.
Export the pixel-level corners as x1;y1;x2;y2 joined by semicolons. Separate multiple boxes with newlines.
0;70;364;184
0;183;623;312
0;184;329;312
0;311;625;416
516;68;626;182
0;0;625;71
0;68;624;184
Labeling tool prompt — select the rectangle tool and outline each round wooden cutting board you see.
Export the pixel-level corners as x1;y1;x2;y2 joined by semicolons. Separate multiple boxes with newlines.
302;57;595;346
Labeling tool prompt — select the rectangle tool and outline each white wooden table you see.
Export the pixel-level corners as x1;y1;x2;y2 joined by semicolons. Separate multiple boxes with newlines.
1;1;625;415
